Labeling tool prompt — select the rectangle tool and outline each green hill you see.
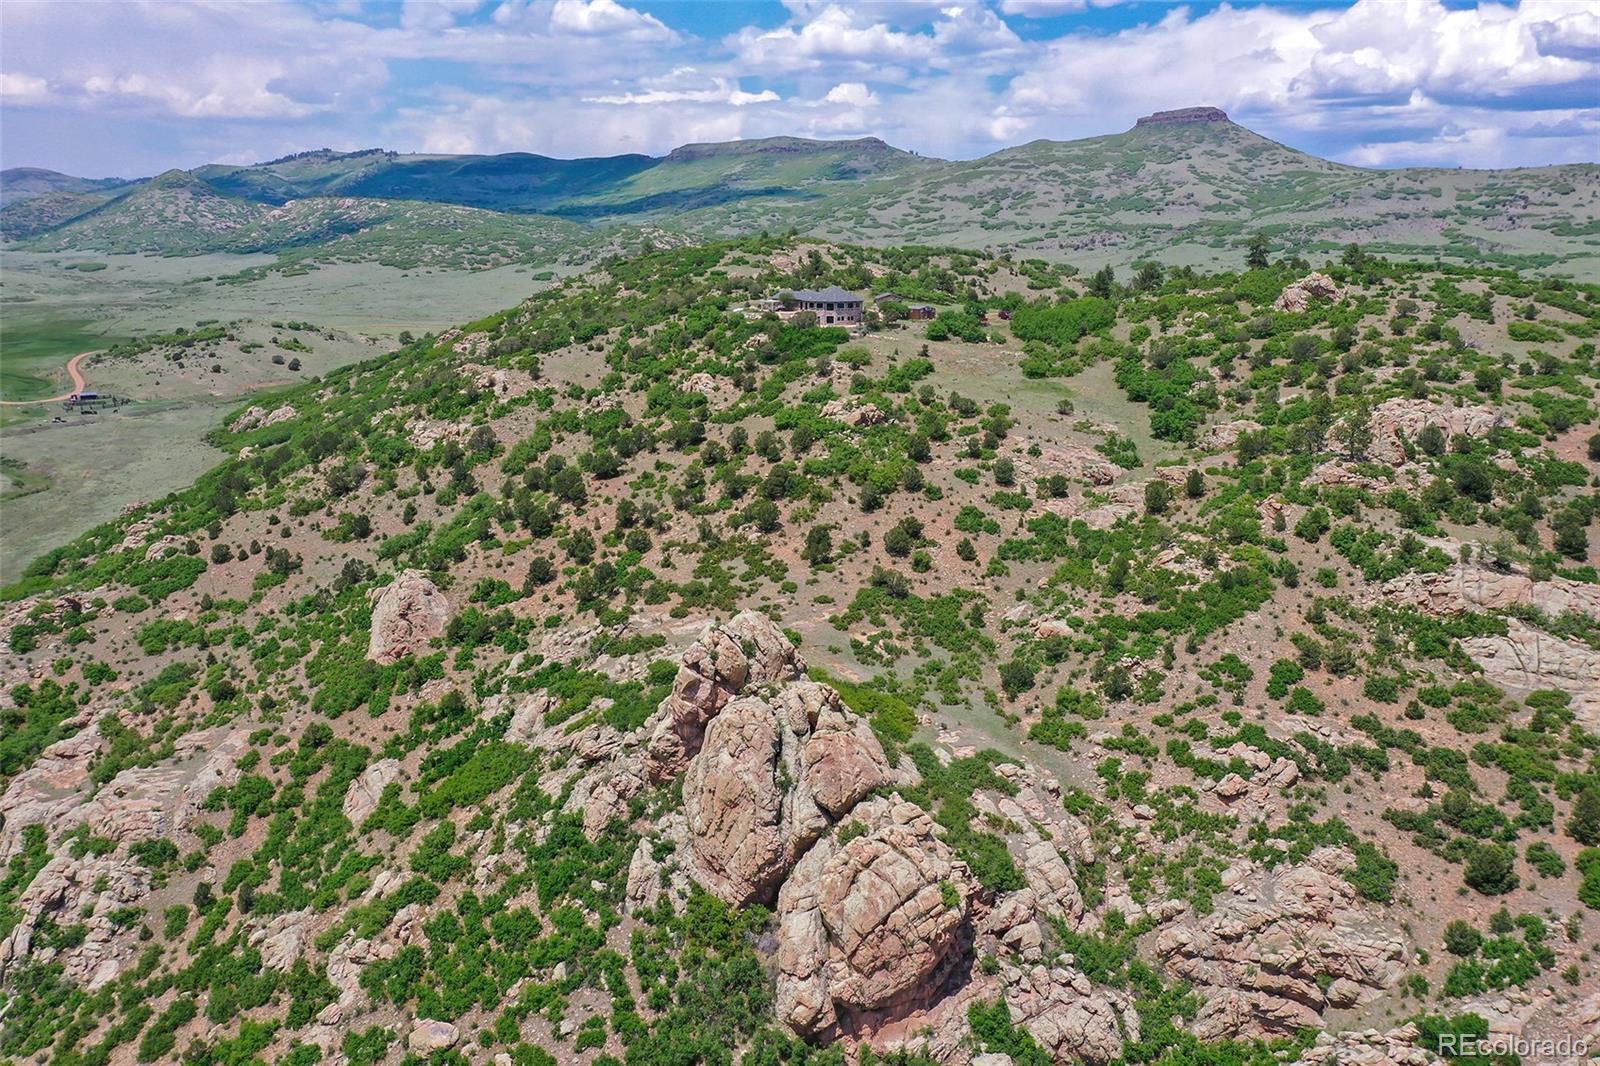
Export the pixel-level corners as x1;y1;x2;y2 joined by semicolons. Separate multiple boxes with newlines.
6;111;1597;275
0;166;130;208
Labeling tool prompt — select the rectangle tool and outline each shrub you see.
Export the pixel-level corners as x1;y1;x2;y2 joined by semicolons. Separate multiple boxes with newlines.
1463;844;1517;896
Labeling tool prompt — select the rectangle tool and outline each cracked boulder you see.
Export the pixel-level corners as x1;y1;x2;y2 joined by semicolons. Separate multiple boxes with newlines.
684;680;887;906
645;610;805;780
1002;963;1140;1064
775;799;977;1038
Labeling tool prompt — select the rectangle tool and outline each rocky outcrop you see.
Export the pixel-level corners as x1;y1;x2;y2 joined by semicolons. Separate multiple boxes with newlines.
0;722;100;859
1366;398;1508;465
775;798;977;1038
251;909;317;971
1300;1025;1440;1066
645;610;805;780
683;680;888;905
407;418;471;451
143;534;191;561
367;570;450;665
1013;444;1119;487
820;398;888;428
1003;963;1140;1064
0;851;150;989
1135;106;1228;127
1199;419;1262;451
1275;272;1343;312
1155;847;1406;1039
1384;565;1600;621
343;758;404;826
1462;618;1600;720
76;727;249;845
971;790;1088;931
234;404;297;432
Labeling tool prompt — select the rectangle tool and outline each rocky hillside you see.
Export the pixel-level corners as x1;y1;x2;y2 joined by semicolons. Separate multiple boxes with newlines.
2;238;1600;1065
6;114;1597;276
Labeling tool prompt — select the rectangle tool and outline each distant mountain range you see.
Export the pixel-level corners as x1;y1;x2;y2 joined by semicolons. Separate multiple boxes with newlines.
4;110;1597;274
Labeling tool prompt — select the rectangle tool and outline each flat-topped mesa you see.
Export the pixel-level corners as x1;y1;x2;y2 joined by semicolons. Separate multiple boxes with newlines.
1135;106;1229;128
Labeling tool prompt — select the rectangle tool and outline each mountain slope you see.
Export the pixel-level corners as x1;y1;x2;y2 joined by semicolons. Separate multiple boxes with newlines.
6;113;1598;274
2;238;1599;1063
0;167;129;208
195;148;660;213
17;169;270;254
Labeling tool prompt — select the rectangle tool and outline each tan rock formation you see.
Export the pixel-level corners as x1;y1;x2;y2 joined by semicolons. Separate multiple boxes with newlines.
367;570;450;664
1462;618;1600;719
775;799;977;1037
1155;846;1406;1039
342;758;404;826
684;680;887;905
1384;565;1600;620
1366;398;1508;465
1003;963;1140;1064
1275;272;1343;312
645;610;805;779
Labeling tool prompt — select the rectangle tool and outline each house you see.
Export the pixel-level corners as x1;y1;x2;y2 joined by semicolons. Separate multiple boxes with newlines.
781;286;864;326
907;305;936;320
874;292;909;304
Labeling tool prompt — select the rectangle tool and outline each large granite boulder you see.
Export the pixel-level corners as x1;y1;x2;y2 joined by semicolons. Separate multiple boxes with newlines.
775;799;977;1037
645;610;805;779
683;680;888;906
367;570;449;665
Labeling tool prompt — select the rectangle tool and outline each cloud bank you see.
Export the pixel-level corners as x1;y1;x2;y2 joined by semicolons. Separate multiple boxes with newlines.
1;0;1595;176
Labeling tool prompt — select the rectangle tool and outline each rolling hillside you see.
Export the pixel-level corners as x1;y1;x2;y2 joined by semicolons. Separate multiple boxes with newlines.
0;167;129;208
3;237;1600;1064
4;111;1597;275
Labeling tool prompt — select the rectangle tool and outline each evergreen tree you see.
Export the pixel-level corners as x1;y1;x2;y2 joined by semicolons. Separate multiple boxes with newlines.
1569;787;1600;846
1246;232;1271;270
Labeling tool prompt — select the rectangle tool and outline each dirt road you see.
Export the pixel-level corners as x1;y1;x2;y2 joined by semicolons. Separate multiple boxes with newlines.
0;351;93;406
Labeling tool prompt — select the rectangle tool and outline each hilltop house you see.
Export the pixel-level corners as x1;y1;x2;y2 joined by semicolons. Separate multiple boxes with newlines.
780;286;864;326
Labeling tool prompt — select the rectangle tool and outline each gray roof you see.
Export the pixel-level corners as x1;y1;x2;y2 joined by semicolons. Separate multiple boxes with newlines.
785;286;861;303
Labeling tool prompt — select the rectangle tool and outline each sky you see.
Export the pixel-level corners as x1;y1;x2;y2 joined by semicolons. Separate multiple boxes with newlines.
1;0;1597;178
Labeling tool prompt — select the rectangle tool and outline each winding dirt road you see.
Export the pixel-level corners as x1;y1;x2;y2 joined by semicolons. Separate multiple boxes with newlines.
0;351;93;406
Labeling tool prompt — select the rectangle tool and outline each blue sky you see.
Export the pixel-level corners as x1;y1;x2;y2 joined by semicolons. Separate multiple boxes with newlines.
2;0;1596;177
